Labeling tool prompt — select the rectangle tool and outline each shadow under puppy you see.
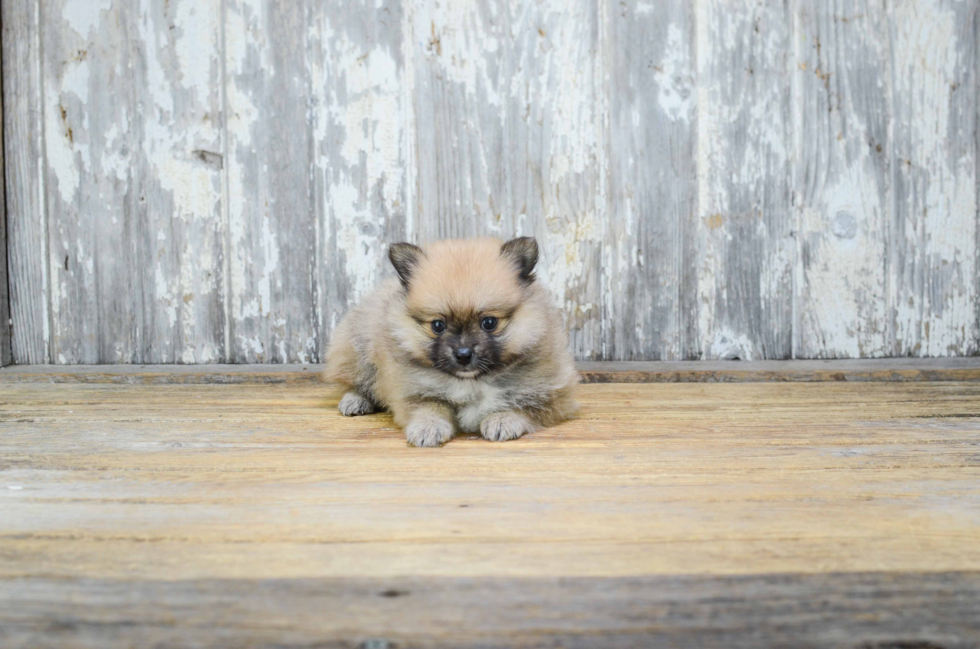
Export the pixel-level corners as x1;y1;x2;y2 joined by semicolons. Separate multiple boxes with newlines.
325;237;579;447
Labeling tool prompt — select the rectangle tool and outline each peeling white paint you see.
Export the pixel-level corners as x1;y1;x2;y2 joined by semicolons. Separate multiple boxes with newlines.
237;334;264;357
312;7;406;314
695;0;793;359
62;0;111;38
155;263;178;328
654;24;693;122
892;0;977;356
174;2;216;92
18;0;980;364
225;0;266;343
44;34;93;208
44;81;81;204
415;0;504;107
132;0;225;363
795;0;891;363
799;163;887;358
61;59;91;105
256;217;278;317
401;0;418;243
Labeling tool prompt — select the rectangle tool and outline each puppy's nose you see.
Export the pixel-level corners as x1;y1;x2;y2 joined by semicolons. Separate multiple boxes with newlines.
453;347;473;365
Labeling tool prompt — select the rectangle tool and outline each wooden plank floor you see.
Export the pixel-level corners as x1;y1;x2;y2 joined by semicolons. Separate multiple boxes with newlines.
1;376;979;647
3;357;980;384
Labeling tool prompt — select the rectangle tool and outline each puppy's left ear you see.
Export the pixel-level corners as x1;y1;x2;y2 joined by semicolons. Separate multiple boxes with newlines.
501;237;538;284
389;242;425;289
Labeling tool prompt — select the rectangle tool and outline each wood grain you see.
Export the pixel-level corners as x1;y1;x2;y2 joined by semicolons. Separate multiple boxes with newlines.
3;358;980;384
795;0;890;358
890;0;978;357
604;0;698;360
3;0;980;363
133;0;226;364
412;0;605;359
2;0;48;364
224;0;319;363
695;0;795;361
311;0;410;357
42;0;132;363
0;46;9;368
1;380;979;645
577;357;980;383
2;573;978;648
38;0;226;364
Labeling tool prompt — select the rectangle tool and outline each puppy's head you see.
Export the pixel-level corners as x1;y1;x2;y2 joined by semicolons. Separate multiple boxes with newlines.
389;237;546;379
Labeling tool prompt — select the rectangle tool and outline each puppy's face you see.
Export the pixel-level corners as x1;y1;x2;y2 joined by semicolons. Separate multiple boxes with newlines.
389;237;545;380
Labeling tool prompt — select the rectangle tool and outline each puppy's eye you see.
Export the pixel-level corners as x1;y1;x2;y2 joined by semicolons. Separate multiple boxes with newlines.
431;320;446;334
480;316;498;332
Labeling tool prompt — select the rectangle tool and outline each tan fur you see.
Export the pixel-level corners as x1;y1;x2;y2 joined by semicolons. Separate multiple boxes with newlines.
325;238;579;447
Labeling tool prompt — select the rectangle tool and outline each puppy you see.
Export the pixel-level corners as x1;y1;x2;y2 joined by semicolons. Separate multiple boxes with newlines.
325;237;578;447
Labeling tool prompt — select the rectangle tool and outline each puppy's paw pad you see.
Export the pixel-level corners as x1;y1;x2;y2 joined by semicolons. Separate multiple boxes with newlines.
406;415;454;448
339;392;376;416
480;411;535;442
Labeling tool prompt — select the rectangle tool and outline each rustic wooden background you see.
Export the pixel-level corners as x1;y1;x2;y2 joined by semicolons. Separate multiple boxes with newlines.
3;0;978;364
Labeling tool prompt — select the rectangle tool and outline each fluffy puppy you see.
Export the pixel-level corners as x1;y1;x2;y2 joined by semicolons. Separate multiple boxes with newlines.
325;237;578;447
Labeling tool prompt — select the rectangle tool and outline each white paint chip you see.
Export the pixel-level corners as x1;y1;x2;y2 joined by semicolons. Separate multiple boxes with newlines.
62;0;112;37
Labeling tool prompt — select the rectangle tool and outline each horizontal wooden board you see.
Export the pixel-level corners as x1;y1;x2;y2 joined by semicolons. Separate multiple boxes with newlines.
2;381;980;578
2;359;980;384
2;572;978;648
577;358;980;383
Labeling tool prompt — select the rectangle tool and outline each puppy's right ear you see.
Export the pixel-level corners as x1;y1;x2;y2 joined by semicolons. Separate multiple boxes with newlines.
389;243;425;289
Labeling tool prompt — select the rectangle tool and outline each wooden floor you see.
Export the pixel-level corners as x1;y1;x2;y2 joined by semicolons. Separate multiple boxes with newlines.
2;370;980;647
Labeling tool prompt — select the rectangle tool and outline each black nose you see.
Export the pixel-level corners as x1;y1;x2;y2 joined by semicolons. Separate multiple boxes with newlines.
454;347;473;365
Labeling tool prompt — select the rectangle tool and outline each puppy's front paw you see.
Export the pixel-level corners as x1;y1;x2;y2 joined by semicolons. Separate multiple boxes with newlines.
480;411;536;442
405;413;455;448
339;391;376;416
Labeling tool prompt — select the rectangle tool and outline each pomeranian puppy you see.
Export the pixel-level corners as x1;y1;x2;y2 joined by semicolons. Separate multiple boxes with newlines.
325;237;578;447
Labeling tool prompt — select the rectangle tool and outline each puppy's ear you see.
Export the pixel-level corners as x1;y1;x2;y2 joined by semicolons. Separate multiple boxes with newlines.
389;243;425;289
501;237;538;284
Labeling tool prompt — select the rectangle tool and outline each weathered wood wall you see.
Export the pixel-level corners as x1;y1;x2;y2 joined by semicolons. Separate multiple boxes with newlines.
0;46;8;367
3;0;979;364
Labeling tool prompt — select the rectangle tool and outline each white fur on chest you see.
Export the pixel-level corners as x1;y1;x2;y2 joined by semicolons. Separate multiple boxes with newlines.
408;369;507;433
451;380;506;432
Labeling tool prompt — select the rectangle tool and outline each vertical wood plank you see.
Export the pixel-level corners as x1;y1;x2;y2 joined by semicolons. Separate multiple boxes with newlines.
890;0;978;357
794;0;890;358
695;0;795;360
41;0;225;363
224;0;317;363
42;0;132;363
0;67;9;367
412;0;605;359
309;0;411;353
134;0;226;363
603;0;698;360
2;0;48;363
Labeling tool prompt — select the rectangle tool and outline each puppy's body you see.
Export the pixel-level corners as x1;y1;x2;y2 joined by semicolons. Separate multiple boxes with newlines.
325;238;578;447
